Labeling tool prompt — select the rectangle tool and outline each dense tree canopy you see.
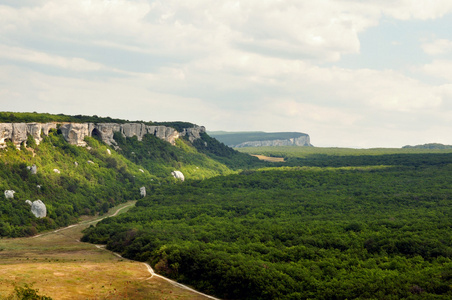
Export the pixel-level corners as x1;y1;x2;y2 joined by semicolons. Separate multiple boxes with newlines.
83;155;452;299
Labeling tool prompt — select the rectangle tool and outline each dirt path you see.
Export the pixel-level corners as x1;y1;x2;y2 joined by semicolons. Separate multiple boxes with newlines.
98;245;220;300
0;201;218;300
46;202;220;299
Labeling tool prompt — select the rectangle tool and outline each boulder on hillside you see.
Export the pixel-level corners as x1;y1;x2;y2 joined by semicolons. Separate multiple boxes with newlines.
27;164;37;174
171;171;185;182
53;169;60;174
31;200;46;218
140;186;146;198
4;190;15;199
25;200;32;206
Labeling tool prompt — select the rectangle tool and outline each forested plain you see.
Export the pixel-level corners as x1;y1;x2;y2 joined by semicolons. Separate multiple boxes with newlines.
83;151;452;299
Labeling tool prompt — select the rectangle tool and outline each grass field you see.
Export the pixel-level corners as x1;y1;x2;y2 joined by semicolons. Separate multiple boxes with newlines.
0;202;212;300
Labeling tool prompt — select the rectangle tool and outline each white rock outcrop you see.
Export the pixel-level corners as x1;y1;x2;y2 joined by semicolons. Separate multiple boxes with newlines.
27;164;38;175
180;126;206;142
171;171;185;182
106;149;111;155
0;122;57;148
140;186;146;198
4;190;15;199
53;169;60;174
25;200;32;206
1;122;204;148
30;200;46;218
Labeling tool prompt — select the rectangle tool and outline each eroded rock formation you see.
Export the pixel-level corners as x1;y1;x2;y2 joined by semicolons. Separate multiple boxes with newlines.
181;126;206;142
59;123;188;147
0;121;204;149
0;122;56;148
140;186;146;198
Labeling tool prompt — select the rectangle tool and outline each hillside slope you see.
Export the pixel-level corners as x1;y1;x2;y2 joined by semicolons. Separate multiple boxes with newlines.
0;113;254;237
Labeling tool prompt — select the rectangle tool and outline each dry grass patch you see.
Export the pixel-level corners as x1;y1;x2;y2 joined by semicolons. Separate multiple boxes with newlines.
251;154;285;162
0;201;213;300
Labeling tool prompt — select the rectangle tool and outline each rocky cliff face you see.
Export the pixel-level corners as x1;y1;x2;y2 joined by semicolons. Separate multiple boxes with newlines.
59;123;182;147
0;123;57;148
233;136;312;148
181;126;206;142
0;122;204;148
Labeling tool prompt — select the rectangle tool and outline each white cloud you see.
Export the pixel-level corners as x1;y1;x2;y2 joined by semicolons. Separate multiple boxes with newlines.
1;1;452;147
0;45;106;71
422;39;452;55
421;60;452;81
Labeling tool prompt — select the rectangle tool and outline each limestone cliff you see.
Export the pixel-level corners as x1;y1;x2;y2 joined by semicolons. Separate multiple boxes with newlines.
0;122;57;148
234;136;312;148
0;121;204;148
209;131;313;148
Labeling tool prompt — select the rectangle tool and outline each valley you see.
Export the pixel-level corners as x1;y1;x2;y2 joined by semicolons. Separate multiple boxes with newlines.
1;113;452;299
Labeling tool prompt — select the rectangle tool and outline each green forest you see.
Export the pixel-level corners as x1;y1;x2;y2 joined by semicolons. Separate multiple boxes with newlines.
2;113;452;299
83;154;452;299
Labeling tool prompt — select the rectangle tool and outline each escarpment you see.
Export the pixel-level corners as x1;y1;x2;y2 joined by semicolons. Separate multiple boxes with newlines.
0;122;205;148
234;136;312;148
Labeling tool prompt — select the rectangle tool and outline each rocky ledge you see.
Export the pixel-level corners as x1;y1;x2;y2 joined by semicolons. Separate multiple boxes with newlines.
0;122;205;148
233;136;312;148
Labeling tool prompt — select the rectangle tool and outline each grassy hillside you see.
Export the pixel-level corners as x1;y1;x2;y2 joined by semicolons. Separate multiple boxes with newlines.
0;114;248;237
0;129;154;237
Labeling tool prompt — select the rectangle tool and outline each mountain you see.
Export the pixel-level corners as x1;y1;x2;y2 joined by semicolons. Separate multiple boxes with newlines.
208;131;313;147
0;112;259;237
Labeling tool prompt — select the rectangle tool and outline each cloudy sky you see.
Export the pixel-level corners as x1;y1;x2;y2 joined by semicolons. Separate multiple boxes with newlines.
1;0;452;147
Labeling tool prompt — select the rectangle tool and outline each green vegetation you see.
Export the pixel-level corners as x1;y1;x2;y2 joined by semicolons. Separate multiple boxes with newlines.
0;111;134;124
0;129;154;237
239;146;452;167
208;131;309;146
3;112;452;299
0;119;237;237
191;132;266;169
0;111;197;129
403;143;452;149
112;132;233;179
83;151;452;299
5;284;52;300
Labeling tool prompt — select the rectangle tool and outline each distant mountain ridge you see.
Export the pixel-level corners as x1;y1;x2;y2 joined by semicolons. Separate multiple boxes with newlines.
209;131;313;148
402;143;452;149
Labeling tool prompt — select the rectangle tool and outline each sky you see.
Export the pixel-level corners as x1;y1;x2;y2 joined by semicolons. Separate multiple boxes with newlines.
1;0;452;148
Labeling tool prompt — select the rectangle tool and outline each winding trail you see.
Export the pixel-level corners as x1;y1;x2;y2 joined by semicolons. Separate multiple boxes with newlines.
36;202;221;300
